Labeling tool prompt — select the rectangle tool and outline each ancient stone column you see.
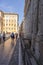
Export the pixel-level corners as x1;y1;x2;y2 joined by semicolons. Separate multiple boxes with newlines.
35;0;43;64
31;0;39;53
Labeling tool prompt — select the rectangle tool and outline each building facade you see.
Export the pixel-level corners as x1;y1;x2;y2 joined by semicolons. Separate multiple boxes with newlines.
24;0;43;64
24;0;32;39
19;20;24;37
0;11;4;33
0;11;19;34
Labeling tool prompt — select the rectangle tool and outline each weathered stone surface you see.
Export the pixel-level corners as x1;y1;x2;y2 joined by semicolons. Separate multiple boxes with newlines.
24;0;43;64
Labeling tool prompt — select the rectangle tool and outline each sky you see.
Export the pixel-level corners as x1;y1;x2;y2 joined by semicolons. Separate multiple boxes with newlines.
0;0;25;25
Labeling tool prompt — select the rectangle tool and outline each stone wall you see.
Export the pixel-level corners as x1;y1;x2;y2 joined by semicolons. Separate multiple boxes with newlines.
37;0;43;64
24;0;43;64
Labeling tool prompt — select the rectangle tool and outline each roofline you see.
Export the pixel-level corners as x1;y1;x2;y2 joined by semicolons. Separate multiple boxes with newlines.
0;10;19;21
4;12;18;15
4;12;19;20
4;12;19;21
0;10;18;16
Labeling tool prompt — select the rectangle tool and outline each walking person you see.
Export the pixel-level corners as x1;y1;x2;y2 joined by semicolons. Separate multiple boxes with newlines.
3;32;5;41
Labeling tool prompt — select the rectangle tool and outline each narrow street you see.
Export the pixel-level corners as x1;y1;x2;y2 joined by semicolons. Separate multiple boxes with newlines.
0;37;41;65
0;0;43;65
8;38;40;65
0;38;16;65
9;39;19;65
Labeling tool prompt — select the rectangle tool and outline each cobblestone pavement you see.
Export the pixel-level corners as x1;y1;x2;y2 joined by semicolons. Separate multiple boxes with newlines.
0;38;16;65
9;39;19;65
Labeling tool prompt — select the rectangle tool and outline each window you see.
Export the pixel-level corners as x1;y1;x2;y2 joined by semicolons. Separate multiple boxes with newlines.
14;28;15;29
3;24;5;26
12;24;13;26
9;28;10;30
9;24;10;26
6;19;8;22
9;20;10;22
6;28;7;29
6;24;8;26
12;20;13;22
14;24;16;26
3;28;5;29
12;28;13;30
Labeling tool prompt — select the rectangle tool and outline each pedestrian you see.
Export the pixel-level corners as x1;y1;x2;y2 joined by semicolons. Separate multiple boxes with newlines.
11;32;15;40
3;32;5;41
16;33;18;39
19;32;21;38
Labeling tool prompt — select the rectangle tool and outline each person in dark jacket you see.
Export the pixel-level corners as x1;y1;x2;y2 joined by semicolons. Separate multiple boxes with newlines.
11;32;15;39
3;32;5;41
